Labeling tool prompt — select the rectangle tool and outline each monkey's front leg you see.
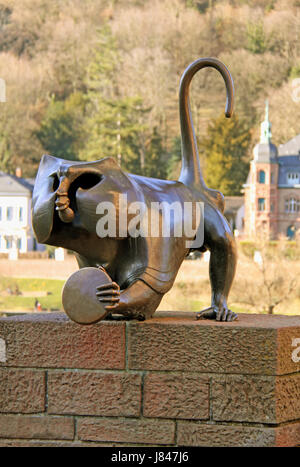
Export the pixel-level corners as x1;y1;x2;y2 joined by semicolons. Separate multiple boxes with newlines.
196;237;238;322
196;206;238;322
96;279;163;321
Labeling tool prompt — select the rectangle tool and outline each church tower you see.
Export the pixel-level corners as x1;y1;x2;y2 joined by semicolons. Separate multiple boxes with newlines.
244;101;279;238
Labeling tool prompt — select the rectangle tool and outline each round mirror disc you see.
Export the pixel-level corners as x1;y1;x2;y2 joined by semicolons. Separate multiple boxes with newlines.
62;267;113;324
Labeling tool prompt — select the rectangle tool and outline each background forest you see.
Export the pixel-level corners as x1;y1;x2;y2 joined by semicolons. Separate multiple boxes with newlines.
1;0;300;195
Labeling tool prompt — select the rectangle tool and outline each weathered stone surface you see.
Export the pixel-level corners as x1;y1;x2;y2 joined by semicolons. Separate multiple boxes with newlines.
77;417;175;445
47;370;142;417
0;313;125;370
0;415;74;440
275;423;300;447
275;374;300;423
212;374;300;424
128;313;300;375
0;368;45;413
0;440;109;447
143;373;209;420
177;421;276;447
277;327;300;375
0;312;299;447
212;375;276;423
178;421;300;447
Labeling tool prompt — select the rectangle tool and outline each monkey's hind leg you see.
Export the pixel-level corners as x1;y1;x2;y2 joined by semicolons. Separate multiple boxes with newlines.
196;205;238;322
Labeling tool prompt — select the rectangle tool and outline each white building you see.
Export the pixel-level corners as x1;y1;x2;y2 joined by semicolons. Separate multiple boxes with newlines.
224;196;245;235
0;171;38;253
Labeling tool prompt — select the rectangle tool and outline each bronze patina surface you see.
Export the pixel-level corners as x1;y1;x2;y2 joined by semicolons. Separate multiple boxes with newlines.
32;57;237;324
62;267;114;324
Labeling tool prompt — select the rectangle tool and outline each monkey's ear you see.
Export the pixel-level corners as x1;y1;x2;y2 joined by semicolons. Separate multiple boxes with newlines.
34;155;58;186
32;155;64;244
40;153;58;167
38;154;72;175
33;154;73;210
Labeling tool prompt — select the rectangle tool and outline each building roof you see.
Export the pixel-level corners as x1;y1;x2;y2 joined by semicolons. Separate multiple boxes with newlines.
253;142;278;163
246;102;300;189
278;155;300;186
253;100;278;163
0;172;34;196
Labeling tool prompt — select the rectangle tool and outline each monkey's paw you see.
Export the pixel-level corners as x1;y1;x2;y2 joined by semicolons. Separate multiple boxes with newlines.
196;306;237;322
96;281;120;311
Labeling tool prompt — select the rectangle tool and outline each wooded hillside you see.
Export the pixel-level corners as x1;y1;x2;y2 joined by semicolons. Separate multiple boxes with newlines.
0;0;300;194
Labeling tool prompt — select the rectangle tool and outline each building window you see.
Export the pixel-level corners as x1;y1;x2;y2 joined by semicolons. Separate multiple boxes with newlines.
271;172;274;184
17;238;22;250
6;207;13;221
258;198;265;211
258;170;265;183
19;207;24;222
270;203;274;212
287;173;300;185
285;198;300;213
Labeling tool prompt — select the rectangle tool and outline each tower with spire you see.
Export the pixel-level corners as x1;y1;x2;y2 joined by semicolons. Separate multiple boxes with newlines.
244;100;279;238
253;100;278;162
260;99;272;143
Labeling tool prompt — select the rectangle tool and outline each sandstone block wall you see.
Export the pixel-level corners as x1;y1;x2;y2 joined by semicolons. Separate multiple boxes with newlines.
0;312;299;447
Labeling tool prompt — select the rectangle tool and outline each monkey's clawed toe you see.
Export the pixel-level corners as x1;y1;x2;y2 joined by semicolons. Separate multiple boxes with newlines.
196;306;238;322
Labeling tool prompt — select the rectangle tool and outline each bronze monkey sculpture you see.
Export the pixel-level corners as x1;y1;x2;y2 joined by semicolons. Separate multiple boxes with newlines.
32;57;237;324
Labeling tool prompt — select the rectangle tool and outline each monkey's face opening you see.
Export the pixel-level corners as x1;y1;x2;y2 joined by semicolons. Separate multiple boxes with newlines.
32;154;133;248
53;172;103;223
53;172;103;193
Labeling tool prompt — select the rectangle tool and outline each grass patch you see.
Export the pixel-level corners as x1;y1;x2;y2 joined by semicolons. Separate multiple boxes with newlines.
0;276;64;311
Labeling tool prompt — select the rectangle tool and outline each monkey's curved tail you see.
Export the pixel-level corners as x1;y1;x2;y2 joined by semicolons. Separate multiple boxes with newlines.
178;57;234;212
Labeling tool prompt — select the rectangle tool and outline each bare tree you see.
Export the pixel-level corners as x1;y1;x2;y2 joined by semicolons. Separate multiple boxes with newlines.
233;235;299;315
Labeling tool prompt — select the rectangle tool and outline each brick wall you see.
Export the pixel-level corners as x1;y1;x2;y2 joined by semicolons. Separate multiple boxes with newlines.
0;311;300;447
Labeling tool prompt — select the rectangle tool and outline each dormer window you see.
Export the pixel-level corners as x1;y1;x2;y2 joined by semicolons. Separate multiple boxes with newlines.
287;173;299;185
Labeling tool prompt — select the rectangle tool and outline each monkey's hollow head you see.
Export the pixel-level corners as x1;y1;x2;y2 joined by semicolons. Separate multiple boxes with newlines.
31;154;140;261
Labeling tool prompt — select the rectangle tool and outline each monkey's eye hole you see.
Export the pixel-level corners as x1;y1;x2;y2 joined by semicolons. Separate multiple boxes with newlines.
75;173;103;190
52;172;102;192
52;174;60;191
